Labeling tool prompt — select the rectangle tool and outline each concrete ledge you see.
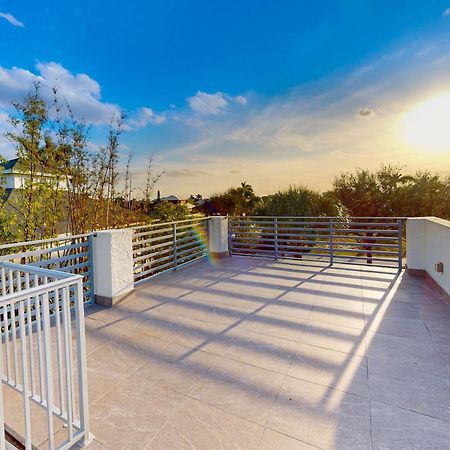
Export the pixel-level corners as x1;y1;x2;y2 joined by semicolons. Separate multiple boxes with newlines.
408;267;450;306
95;289;135;307
209;251;228;258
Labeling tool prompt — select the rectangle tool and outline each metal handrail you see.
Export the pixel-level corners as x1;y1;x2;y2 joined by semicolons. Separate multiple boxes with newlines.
229;216;404;269
0;263;91;449
132;217;210;283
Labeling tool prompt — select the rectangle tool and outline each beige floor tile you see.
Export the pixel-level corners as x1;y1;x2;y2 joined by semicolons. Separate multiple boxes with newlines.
148;398;264;450
90;384;187;449
258;429;318;450
191;358;285;425
224;329;298;374
301;320;367;356
267;376;371;449
288;343;368;397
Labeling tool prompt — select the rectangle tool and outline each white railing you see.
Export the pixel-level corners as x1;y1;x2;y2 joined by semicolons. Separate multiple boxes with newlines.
0;262;91;449
0;234;94;304
229;216;404;268
132;217;209;283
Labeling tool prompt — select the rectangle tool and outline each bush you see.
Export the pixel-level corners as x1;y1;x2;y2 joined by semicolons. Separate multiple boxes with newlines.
149;201;190;222
255;185;343;217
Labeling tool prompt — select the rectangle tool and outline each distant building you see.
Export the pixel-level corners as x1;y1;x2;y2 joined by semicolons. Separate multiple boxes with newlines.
0;158;69;192
161;195;182;204
0;158;24;190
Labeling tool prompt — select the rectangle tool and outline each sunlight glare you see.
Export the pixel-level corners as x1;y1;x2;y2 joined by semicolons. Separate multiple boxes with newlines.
403;91;450;153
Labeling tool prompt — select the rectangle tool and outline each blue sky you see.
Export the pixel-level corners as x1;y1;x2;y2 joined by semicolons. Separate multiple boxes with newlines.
1;1;450;197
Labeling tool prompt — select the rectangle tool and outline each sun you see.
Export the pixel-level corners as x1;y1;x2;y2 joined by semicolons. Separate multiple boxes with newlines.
403;92;450;153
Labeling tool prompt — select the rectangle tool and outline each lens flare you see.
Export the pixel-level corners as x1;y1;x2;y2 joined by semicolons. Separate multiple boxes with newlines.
192;221;220;267
403;92;450;153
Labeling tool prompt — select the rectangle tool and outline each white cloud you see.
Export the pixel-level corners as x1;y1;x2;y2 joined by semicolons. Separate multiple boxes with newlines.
187;91;228;116
443;8;450;16
124;107;165;130
187;91;247;116
0;12;24;27
165;168;213;178
0;62;164;129
234;95;248;105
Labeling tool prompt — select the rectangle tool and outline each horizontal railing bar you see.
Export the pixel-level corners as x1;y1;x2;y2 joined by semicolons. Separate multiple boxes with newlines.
133;246;174;264
131;217;209;231
0;242;88;262
0;276;81;306
27;252;89;267
176;241;206;252
230;219;400;227
134;260;175;279
134;253;175;272
132;233;174;247
176;246;207;259
139;239;174;252
0;262;80;278
0;233;91;250
332;255;397;262
229;215;406;220
133;226;173;238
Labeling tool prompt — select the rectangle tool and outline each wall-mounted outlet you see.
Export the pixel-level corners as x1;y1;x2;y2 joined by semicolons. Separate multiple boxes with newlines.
435;262;444;273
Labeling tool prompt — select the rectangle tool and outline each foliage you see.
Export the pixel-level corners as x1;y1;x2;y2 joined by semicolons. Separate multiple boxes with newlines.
255;185;343;217
209;182;260;215
6;83;63;241
0;158;17;243
1;84;159;242
149;201;190;222
332;165;450;218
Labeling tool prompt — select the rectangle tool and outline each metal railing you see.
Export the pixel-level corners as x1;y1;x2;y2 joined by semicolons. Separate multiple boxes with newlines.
229;216;404;268
132;217;209;283
0;263;91;449
0;234;94;304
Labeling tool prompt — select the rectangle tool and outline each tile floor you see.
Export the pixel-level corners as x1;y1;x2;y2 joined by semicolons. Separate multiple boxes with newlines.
5;257;450;449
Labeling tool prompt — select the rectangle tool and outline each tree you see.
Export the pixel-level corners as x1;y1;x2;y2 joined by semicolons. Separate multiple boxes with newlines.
149;201;190;222
0;158;17;243
331;165;417;263
256;185;342;217
331;165;413;217
6;83;62;241
123;151;134;210
143;153;165;212
209;182;260;215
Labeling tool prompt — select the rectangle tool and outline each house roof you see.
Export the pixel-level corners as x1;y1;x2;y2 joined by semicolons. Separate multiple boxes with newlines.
1;158;19;171
161;195;179;201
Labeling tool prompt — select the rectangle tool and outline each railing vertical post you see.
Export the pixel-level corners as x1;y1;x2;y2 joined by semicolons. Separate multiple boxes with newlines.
397;219;403;270
87;233;95;303
173;223;178;270
274;218;279;260
18;300;32;450
329;219;334;266
0;316;5;450
74;280;91;446
227;216;232;257
42;290;55;449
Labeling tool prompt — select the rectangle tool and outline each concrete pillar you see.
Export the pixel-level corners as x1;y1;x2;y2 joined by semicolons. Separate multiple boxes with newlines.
208;216;229;258
92;229;135;307
406;218;428;273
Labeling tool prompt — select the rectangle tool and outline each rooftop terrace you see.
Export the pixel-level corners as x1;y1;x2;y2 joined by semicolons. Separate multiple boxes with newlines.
2;216;450;449
8;255;448;449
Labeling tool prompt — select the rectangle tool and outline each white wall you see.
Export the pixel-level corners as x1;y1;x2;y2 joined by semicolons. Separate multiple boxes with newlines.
407;217;450;295
92;229;135;306
208;216;229;256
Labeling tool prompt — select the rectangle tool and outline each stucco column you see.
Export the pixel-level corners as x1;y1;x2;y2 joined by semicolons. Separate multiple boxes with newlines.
92;229;135;307
406;218;428;273
208;216;229;258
